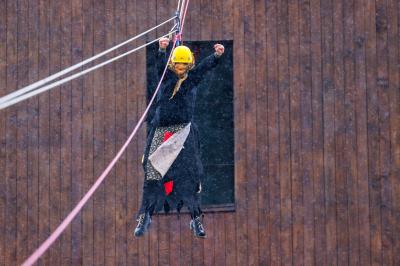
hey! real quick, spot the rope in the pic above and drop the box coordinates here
[180,0,189,37]
[173,0,188,44]
[176,0,182,12]
[21,1,189,264]
[0,16,177,107]
[21,35,178,266]
[0,31,174,110]
[180,0,186,22]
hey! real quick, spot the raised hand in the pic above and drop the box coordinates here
[214,44,225,56]
[159,37,170,49]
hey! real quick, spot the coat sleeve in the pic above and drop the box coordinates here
[147,48,167,123]
[156,48,169,80]
[190,53,221,86]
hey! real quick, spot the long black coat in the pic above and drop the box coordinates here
[138,49,221,217]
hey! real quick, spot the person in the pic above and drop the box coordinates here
[134,37,225,238]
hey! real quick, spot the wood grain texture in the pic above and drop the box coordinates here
[0,0,398,265]
[81,0,94,264]
[0,0,6,262]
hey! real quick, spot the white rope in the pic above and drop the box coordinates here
[0,16,177,106]
[0,32,173,110]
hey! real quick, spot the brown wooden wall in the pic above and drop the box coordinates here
[0,0,399,265]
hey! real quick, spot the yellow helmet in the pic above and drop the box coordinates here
[171,46,194,64]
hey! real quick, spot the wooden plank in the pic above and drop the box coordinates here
[0,0,7,261]
[309,0,326,264]
[126,0,139,263]
[60,0,73,262]
[169,215,181,266]
[92,0,106,264]
[26,0,40,261]
[224,213,236,266]
[353,0,371,264]
[265,1,280,264]
[365,0,383,265]
[136,2,151,265]
[321,0,338,264]
[203,213,215,266]
[211,0,223,39]
[70,0,83,263]
[156,0,169,39]
[188,0,201,42]
[36,0,51,263]
[255,0,269,263]
[145,1,160,265]
[200,0,212,42]
[114,0,128,265]
[277,0,292,264]
[233,0,247,264]
[81,0,94,264]
[288,0,304,264]
[298,0,314,265]
[169,0,177,37]
[48,0,62,264]
[137,96,150,266]
[387,1,400,265]
[222,3,237,260]
[15,0,30,263]
[242,0,259,264]
[179,216,192,266]
[332,0,349,264]
[182,0,190,39]
[158,214,170,266]
[342,0,360,264]
[375,1,393,265]
[4,1,19,265]
[103,0,116,262]
[221,0,233,40]
[214,213,225,266]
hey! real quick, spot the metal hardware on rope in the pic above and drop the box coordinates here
[174,10,181,46]
[0,16,177,107]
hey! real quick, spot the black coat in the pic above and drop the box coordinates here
[138,49,221,216]
[150,49,221,127]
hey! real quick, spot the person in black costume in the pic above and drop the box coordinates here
[134,37,224,238]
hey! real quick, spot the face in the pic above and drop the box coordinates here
[173,63,189,76]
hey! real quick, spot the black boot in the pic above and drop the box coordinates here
[190,216,206,238]
[134,212,151,237]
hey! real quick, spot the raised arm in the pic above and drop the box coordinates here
[155,37,170,78]
[190,43,225,85]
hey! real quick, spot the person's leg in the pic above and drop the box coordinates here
[190,214,206,238]
[134,211,152,237]
[134,195,154,237]
[188,193,206,238]
[134,181,160,237]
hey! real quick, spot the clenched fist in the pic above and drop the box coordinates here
[214,44,225,56]
[159,37,170,49]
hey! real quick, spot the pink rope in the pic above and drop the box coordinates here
[22,1,190,264]
[22,36,178,266]
[180,0,189,37]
